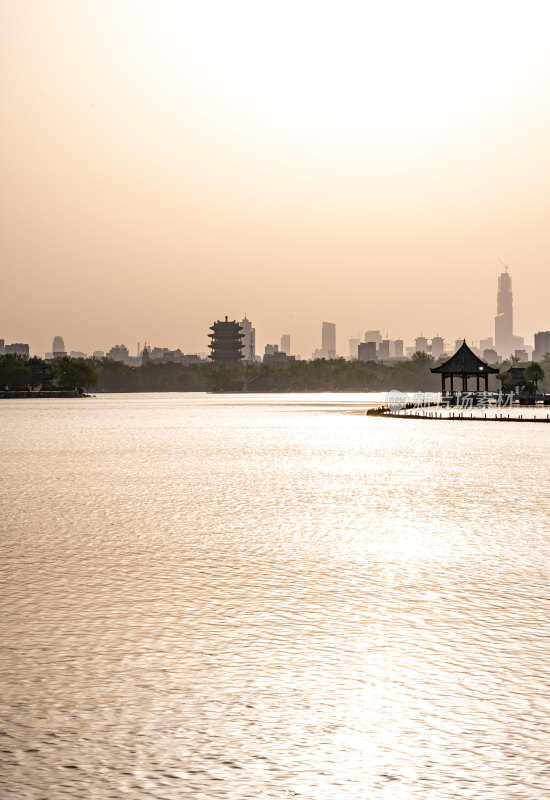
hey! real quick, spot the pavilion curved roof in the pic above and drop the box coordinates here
[431,340,499,375]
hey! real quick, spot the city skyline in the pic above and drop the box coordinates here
[3,265,546,362]
[2,3,550,358]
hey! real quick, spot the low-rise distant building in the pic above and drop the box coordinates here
[5,342,30,357]
[70,351,87,359]
[263,351,295,364]
[358,341,377,362]
[107,344,130,363]
[514,349,528,363]
[92,350,105,359]
[483,348,499,363]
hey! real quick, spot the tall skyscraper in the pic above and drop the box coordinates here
[494,268,514,358]
[239,317,256,362]
[52,335,66,357]
[280,334,291,355]
[322,322,336,358]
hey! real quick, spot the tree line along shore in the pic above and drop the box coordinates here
[0,352,548,395]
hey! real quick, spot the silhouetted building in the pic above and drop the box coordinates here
[483,348,498,363]
[5,343,30,357]
[107,344,130,363]
[431,336,445,359]
[70,351,87,359]
[495,268,514,357]
[0,339,4,354]
[533,331,550,361]
[263,351,295,364]
[415,336,429,353]
[358,341,377,362]
[514,349,528,363]
[264,344,278,356]
[322,322,336,358]
[480,337,493,351]
[378,339,390,359]
[280,334,291,356]
[208,317,244,363]
[52,336,66,357]
[92,350,105,359]
[240,317,256,362]
[348,337,360,360]
[364,330,382,345]
[393,339,404,358]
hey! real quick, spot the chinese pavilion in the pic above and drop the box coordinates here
[431,340,499,394]
[208,317,244,364]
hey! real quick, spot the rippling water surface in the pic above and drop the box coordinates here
[1,393,550,799]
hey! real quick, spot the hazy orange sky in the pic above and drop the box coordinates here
[2,1,549,357]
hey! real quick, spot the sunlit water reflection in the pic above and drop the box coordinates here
[1,393,549,799]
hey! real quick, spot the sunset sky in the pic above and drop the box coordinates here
[2,1,550,357]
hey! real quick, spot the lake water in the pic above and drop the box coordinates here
[1,393,549,799]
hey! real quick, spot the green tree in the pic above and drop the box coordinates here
[52,357,98,392]
[0,354,32,390]
[524,362,545,392]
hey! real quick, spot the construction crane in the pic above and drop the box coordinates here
[498,258,509,272]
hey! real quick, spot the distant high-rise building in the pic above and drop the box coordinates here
[415,336,429,353]
[240,317,256,362]
[348,337,360,360]
[533,331,550,361]
[264,344,278,356]
[364,330,382,345]
[280,334,291,355]
[52,335,66,357]
[358,341,377,361]
[394,339,404,358]
[0,339,4,354]
[514,349,528,363]
[208,317,244,363]
[378,339,390,359]
[431,336,445,359]
[322,322,336,358]
[494,268,514,357]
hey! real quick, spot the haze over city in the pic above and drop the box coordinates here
[2,1,550,357]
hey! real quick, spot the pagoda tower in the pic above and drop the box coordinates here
[208,317,244,363]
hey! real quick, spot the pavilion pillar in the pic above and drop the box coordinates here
[441,374,445,394]
[462,374,467,392]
